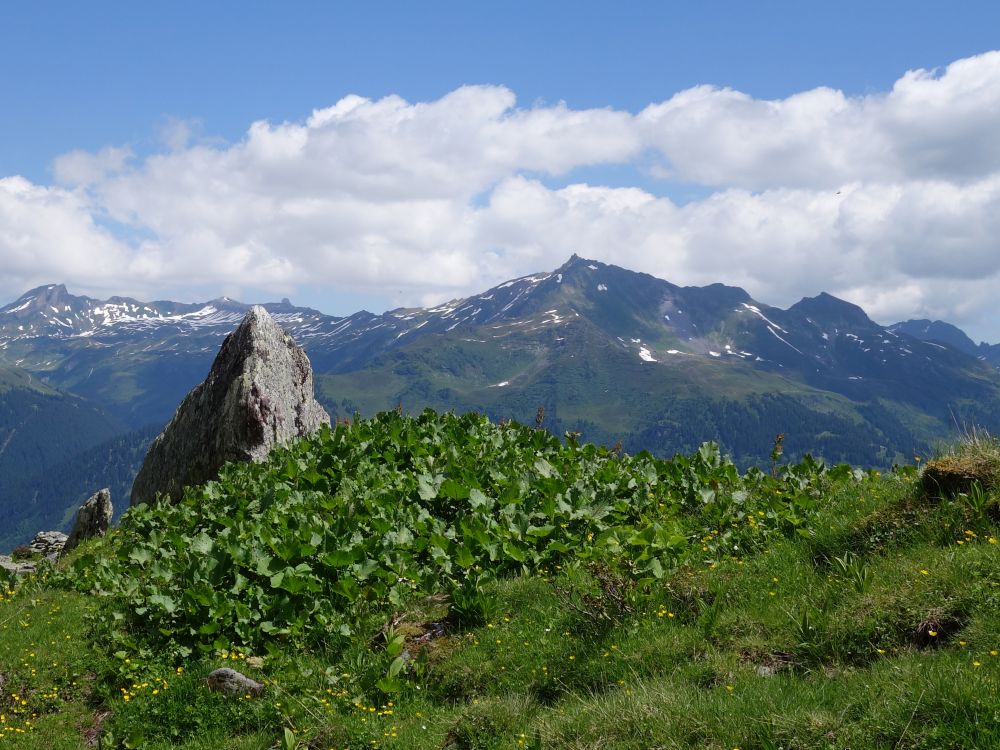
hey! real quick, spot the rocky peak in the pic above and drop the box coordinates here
[788,292,876,330]
[130,306,330,506]
[2,283,75,316]
[889,319,980,357]
[62,488,113,555]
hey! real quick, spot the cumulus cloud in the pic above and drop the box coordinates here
[0,176,134,291]
[3,52,1000,339]
[639,50,1000,189]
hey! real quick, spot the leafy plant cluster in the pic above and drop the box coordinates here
[60,409,853,662]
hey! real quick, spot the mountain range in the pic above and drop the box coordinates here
[2,254,1000,550]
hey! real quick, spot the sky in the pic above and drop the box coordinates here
[3,2,1000,341]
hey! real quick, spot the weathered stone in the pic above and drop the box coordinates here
[0,530,66,575]
[130,306,330,506]
[62,488,113,555]
[204,667,265,697]
[0,554,34,575]
[29,531,67,560]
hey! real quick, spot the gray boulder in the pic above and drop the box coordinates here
[1,531,68,575]
[0,555,33,576]
[204,667,265,697]
[62,488,113,555]
[130,306,329,506]
[29,530,68,560]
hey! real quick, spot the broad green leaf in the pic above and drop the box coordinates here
[148,594,177,613]
[128,548,153,565]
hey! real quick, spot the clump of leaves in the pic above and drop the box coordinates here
[55,409,851,671]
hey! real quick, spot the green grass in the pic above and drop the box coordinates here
[2,416,1000,748]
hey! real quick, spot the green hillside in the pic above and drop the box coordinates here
[2,410,999,749]
[316,321,934,468]
[0,425,158,552]
[0,367,129,550]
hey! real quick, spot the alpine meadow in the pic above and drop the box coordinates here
[3,5,1000,749]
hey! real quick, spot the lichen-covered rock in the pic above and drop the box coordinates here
[130,306,330,506]
[62,488,113,555]
[204,667,264,697]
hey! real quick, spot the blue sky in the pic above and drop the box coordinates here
[4,1,995,182]
[3,2,1000,339]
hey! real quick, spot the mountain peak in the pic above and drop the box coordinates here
[889,319,980,357]
[788,292,875,329]
[2,283,79,316]
[555,254,603,272]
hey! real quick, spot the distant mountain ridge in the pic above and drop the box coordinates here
[6,261,998,387]
[889,318,1000,368]
[5,256,1000,551]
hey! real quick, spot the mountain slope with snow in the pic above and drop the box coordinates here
[2,256,1000,465]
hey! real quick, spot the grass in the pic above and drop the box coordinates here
[921,426,1000,497]
[3,442,1000,748]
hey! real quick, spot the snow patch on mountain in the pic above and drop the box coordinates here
[766,326,804,355]
[741,303,787,333]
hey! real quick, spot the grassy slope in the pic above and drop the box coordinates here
[2,432,1000,748]
[0,367,59,396]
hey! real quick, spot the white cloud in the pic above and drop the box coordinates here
[639,50,1000,189]
[3,53,1000,340]
[0,177,133,291]
[52,146,133,187]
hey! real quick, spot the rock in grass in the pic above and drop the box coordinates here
[1,530,67,575]
[0,555,33,575]
[130,306,330,506]
[205,668,264,697]
[29,530,67,560]
[62,488,113,555]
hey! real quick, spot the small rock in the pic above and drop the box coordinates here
[0,554,36,576]
[204,667,265,697]
[29,531,67,561]
[62,488,113,555]
[1,531,68,574]
[756,664,774,677]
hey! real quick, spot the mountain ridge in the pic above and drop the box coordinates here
[2,256,1000,509]
[889,318,1000,368]
[7,261,996,380]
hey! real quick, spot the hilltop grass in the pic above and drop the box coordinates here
[1,412,999,748]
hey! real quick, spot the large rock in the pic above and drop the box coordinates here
[62,488,113,555]
[130,306,330,506]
